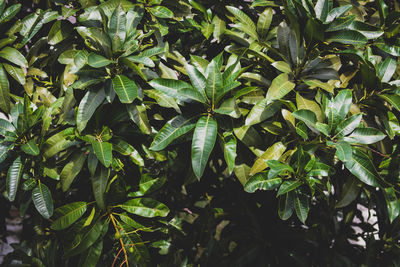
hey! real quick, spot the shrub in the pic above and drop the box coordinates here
[1,0,400,266]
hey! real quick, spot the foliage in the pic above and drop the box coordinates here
[0,0,400,266]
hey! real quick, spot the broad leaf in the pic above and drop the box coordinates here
[266,73,295,101]
[112,75,138,104]
[32,182,54,219]
[52,202,87,230]
[6,156,23,201]
[244,172,282,193]
[120,198,170,217]
[150,115,197,151]
[77,88,105,132]
[92,140,112,167]
[191,115,218,178]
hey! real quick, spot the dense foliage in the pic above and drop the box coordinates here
[1,0,400,266]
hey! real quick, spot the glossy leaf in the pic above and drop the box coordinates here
[32,182,54,219]
[112,75,138,104]
[52,202,87,230]
[6,156,23,201]
[191,115,218,178]
[120,198,170,217]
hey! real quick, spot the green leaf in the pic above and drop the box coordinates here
[78,240,103,267]
[149,78,193,100]
[51,202,87,230]
[150,115,197,151]
[205,59,222,105]
[149,6,173,18]
[108,5,126,44]
[226,6,258,40]
[92,140,112,167]
[326,5,352,23]
[278,192,294,220]
[376,56,396,83]
[223,132,237,174]
[266,73,295,101]
[335,176,360,208]
[271,61,291,74]
[344,148,382,187]
[326,30,368,45]
[315,0,329,22]
[48,20,72,45]
[244,172,282,193]
[120,198,170,217]
[277,180,302,196]
[0,4,21,24]
[6,156,23,202]
[266,159,294,178]
[212,15,226,41]
[32,182,54,219]
[145,89,180,113]
[112,75,138,104]
[60,152,87,192]
[294,191,309,223]
[91,165,109,210]
[250,142,286,176]
[342,127,386,144]
[379,94,400,112]
[185,63,208,102]
[302,79,334,93]
[3,63,25,85]
[0,64,10,113]
[334,113,362,137]
[245,99,282,126]
[191,115,218,178]
[293,109,318,129]
[88,53,114,68]
[0,143,9,164]
[331,89,352,120]
[21,139,39,156]
[296,93,323,122]
[328,141,352,162]
[126,104,151,135]
[77,88,105,132]
[257,8,273,38]
[112,139,144,166]
[0,46,28,68]
[383,187,400,223]
[64,219,107,258]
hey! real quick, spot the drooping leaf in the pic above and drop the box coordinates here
[91,165,109,210]
[77,88,106,132]
[60,152,87,192]
[151,115,197,151]
[120,198,170,217]
[52,202,87,230]
[191,115,218,178]
[344,148,382,187]
[6,156,23,202]
[32,182,54,219]
[0,63,10,113]
[294,191,309,223]
[223,132,237,174]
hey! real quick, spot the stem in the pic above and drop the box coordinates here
[110,214,129,267]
